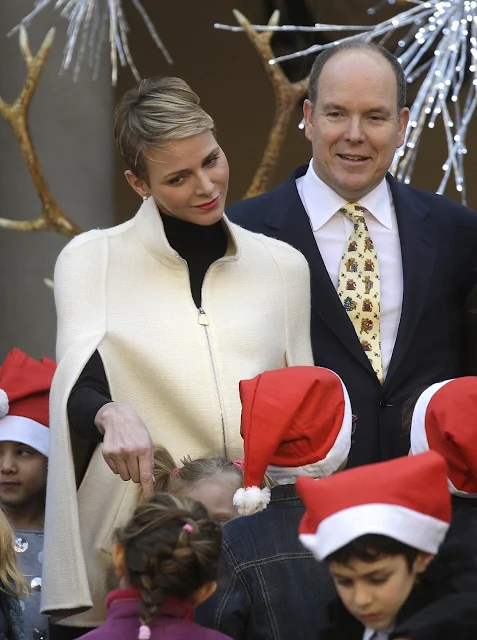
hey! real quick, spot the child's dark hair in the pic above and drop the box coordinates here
[115,493,222,631]
[326,534,420,571]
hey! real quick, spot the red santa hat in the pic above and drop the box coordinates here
[0,348,56,458]
[233,366,352,516]
[410,377,477,497]
[297,451,451,561]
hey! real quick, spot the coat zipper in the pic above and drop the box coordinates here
[175,254,228,458]
[198,307,228,458]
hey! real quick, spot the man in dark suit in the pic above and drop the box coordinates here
[227,41,477,467]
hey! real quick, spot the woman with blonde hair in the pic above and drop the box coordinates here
[43,76,312,637]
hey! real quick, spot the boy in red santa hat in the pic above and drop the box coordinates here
[409,377,477,562]
[0,348,56,640]
[297,452,477,640]
[196,365,352,640]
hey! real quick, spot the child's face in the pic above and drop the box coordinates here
[180,480,239,525]
[0,441,48,509]
[328,553,432,631]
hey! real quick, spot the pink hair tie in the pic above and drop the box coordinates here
[183,523,193,532]
[233,459,245,470]
[171,467,181,476]
[138,625,151,640]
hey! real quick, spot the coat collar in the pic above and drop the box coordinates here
[262,167,438,385]
[134,197,240,268]
[299,161,394,231]
[106,588,194,620]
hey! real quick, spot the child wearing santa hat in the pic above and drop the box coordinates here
[196,365,352,640]
[297,452,477,640]
[409,377,477,563]
[0,348,56,640]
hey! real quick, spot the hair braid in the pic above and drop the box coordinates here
[115,493,222,633]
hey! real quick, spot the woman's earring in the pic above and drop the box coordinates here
[142,195,149,201]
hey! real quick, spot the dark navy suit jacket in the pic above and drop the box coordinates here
[226,166,477,466]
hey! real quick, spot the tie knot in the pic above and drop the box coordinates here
[339,202,367,225]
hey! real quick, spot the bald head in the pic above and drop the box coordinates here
[308,42,407,115]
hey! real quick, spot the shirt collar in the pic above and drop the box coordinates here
[135,197,240,267]
[300,160,394,231]
[363,628,389,640]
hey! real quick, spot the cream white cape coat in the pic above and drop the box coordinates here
[41,198,313,625]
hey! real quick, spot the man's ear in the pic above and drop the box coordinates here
[397,107,410,148]
[124,170,150,199]
[303,99,314,143]
[414,552,434,575]
[112,541,127,579]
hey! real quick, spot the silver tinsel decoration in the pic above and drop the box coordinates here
[8,0,173,85]
[216,1,477,204]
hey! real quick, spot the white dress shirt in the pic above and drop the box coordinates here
[296,160,403,379]
[363,628,389,640]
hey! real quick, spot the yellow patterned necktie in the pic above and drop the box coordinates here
[337,203,383,382]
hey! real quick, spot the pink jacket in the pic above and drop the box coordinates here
[78,589,232,640]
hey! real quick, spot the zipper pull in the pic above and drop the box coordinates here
[198,308,209,326]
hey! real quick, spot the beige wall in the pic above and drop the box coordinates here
[0,1,115,360]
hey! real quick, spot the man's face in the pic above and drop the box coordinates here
[328,553,432,631]
[303,50,409,202]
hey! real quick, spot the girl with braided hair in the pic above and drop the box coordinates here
[78,493,232,640]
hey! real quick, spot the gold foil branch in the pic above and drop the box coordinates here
[233,10,309,198]
[0,27,82,238]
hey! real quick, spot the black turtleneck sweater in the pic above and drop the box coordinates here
[67,213,228,442]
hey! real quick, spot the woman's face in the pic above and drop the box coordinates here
[125,131,229,226]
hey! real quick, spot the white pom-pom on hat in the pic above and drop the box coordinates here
[233,486,271,516]
[0,389,9,419]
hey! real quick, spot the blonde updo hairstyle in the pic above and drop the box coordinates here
[137,445,275,503]
[114,76,216,184]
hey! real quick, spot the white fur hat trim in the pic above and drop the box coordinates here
[0,389,9,419]
[233,486,271,516]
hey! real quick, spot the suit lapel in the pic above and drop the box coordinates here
[384,176,439,386]
[264,169,440,384]
[264,167,375,375]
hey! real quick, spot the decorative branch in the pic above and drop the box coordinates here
[232,10,309,198]
[8,0,173,85]
[0,27,82,237]
[219,1,477,203]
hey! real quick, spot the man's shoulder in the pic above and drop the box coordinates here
[226,164,307,227]
[394,180,477,224]
[230,221,308,269]
[227,186,282,215]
